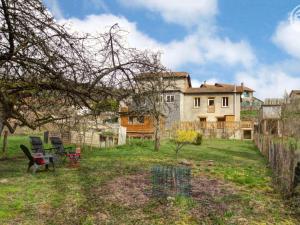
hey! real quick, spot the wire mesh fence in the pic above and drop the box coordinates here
[151,165,192,198]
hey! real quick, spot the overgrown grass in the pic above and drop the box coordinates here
[0,136,298,224]
[241,110,259,120]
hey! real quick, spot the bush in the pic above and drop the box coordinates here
[173,130,199,158]
[175,130,198,144]
[101,131,115,137]
[193,132,202,145]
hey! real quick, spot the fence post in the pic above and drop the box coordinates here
[44,131,49,144]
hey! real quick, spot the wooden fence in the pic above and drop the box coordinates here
[254,134,300,196]
[165,121,253,139]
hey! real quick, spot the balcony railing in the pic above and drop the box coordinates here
[172,121,254,130]
[241,121,253,129]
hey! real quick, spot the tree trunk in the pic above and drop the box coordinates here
[154,116,160,151]
[0,102,5,135]
[2,130,8,157]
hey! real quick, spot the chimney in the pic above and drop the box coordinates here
[241,82,244,91]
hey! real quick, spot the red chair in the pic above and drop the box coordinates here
[20,145,55,173]
[67,148,81,166]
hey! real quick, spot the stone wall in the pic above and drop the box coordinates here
[182,93,241,122]
[164,91,181,128]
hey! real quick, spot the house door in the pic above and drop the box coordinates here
[199,117,206,129]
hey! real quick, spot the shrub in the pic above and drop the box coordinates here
[175,130,198,143]
[173,130,198,158]
[101,131,115,137]
[193,132,202,145]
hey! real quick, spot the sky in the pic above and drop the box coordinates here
[43,0,300,99]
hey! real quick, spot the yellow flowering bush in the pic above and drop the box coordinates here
[173,130,201,158]
[175,130,198,144]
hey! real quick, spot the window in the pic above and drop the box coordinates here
[243,91,249,97]
[222,97,229,107]
[128,116,144,125]
[208,98,215,106]
[194,97,201,108]
[166,95,175,103]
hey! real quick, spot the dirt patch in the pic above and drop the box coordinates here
[190,176,237,219]
[99,174,152,207]
[191,176,236,201]
[98,173,236,210]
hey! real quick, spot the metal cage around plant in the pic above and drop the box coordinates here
[151,165,191,198]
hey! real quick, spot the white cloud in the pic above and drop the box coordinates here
[59,14,160,50]
[162,35,205,68]
[191,78,219,88]
[44,0,63,19]
[235,67,300,99]
[202,37,256,68]
[118,0,218,27]
[43,0,299,101]
[272,20,300,59]
[59,14,255,69]
[191,79,202,87]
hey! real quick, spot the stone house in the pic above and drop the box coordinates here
[290,90,300,99]
[162,72,251,128]
[120,72,254,139]
[241,88,263,110]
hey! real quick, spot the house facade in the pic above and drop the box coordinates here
[162,72,251,128]
[290,90,300,99]
[120,72,255,139]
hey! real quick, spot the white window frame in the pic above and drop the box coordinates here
[194,97,201,108]
[208,98,215,106]
[166,95,175,103]
[222,97,229,107]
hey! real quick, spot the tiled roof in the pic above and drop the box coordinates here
[290,90,300,97]
[138,72,191,87]
[184,83,254,94]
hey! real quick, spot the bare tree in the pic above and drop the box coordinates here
[131,69,177,151]
[0,0,161,135]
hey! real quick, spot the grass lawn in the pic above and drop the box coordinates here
[0,136,298,225]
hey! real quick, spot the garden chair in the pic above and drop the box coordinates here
[50,137,76,155]
[29,136,54,154]
[50,137,80,164]
[20,145,55,173]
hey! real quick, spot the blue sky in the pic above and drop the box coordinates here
[43,0,300,99]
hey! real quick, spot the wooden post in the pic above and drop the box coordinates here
[2,130,8,156]
[44,131,49,144]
